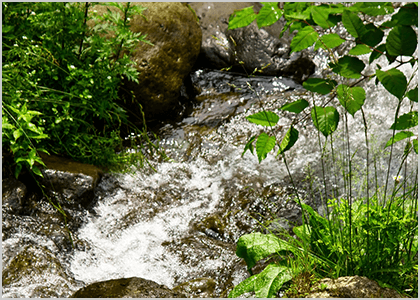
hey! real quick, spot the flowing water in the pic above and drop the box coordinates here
[2,53,417,297]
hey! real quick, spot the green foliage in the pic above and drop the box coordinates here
[2,2,163,178]
[311,106,339,137]
[228,2,418,298]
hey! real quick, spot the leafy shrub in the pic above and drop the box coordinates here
[227,2,418,298]
[2,2,162,178]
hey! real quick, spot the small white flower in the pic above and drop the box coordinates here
[14,44,18,47]
[127,18,130,21]
[70,65,75,69]
[107,76,112,80]
[22,36,27,39]
[393,175,403,184]
[31,11,36,15]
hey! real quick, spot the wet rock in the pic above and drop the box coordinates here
[2,244,81,298]
[173,277,216,298]
[71,277,187,298]
[190,2,315,83]
[306,275,405,298]
[2,177,27,215]
[37,152,103,209]
[194,214,226,240]
[89,2,202,119]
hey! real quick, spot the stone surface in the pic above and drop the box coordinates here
[189,2,315,83]
[71,277,187,298]
[2,177,27,215]
[173,277,217,298]
[89,2,202,119]
[37,152,103,209]
[306,275,406,298]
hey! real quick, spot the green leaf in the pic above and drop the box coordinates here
[348,44,372,55]
[228,6,257,30]
[337,85,365,117]
[311,6,334,29]
[342,9,367,38]
[32,165,44,177]
[320,33,345,49]
[407,88,418,102]
[257,3,283,28]
[390,111,418,130]
[330,56,365,79]
[413,139,418,154]
[228,273,258,298]
[242,135,256,157]
[13,129,23,140]
[376,68,407,99]
[386,25,417,57]
[280,99,309,114]
[360,23,384,47]
[385,131,415,148]
[278,126,299,155]
[369,44,386,64]
[290,26,319,53]
[246,111,279,127]
[14,163,23,179]
[256,133,276,163]
[236,233,294,271]
[254,264,292,298]
[391,3,418,26]
[311,106,339,137]
[354,2,394,16]
[302,78,337,95]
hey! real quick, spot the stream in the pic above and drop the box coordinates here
[2,53,417,297]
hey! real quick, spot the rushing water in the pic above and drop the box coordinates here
[68,54,417,297]
[2,49,417,297]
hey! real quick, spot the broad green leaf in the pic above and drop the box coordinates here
[342,9,367,38]
[246,111,279,127]
[330,56,365,79]
[369,44,386,64]
[228,6,257,30]
[385,131,415,148]
[257,3,283,28]
[390,111,418,130]
[302,78,337,95]
[407,88,418,102]
[414,139,418,154]
[14,163,23,179]
[228,273,258,298]
[228,264,292,298]
[13,129,23,140]
[348,44,372,55]
[242,135,256,157]
[290,26,319,53]
[256,133,276,163]
[280,99,309,114]
[354,2,394,16]
[386,25,417,57]
[311,106,339,137]
[376,68,407,99]
[278,126,299,155]
[236,233,294,270]
[32,165,44,177]
[311,6,334,29]
[391,3,418,26]
[320,33,345,49]
[337,85,365,117]
[360,23,384,47]
[255,264,292,298]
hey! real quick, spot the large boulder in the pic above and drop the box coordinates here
[89,2,202,119]
[71,277,187,298]
[189,2,315,83]
[305,275,405,298]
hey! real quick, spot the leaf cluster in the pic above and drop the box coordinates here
[2,2,160,178]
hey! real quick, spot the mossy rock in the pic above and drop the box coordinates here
[89,2,202,119]
[71,277,187,298]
